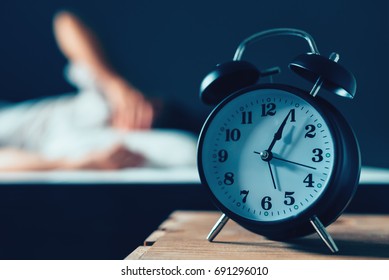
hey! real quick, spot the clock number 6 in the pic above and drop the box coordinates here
[261,192,295,210]
[261,196,272,210]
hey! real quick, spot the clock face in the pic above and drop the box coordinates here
[199,87,336,223]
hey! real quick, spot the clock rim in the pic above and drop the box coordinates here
[197,83,361,239]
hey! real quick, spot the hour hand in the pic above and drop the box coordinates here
[267,109,294,152]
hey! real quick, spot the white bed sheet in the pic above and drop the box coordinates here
[0,166,387,185]
[0,166,199,184]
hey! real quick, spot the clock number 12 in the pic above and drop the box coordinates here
[261,103,276,116]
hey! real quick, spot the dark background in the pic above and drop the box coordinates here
[0,0,388,260]
[0,0,388,166]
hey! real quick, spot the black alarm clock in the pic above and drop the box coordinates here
[197,28,361,253]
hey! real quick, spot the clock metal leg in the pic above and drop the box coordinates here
[207,213,230,242]
[309,215,339,253]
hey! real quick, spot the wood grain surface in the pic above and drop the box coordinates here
[126,211,389,260]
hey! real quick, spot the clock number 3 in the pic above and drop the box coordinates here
[312,148,324,162]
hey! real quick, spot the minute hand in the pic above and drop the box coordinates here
[267,109,292,152]
[272,155,317,170]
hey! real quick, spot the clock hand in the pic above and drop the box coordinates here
[253,151,278,190]
[267,161,277,190]
[272,155,316,170]
[267,109,293,152]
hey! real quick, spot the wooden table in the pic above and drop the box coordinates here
[126,211,389,260]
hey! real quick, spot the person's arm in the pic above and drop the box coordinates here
[53,11,154,130]
[0,145,144,171]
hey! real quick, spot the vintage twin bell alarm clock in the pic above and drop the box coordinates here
[197,28,361,253]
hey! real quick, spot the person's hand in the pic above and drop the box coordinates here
[0,144,145,171]
[53,11,154,130]
[75,144,145,170]
[102,77,154,131]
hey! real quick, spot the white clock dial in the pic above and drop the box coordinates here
[200,88,335,222]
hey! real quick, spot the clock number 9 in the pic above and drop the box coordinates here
[218,149,228,162]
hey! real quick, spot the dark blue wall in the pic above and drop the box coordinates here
[1,0,388,165]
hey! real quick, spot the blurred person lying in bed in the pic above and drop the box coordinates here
[0,11,196,171]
